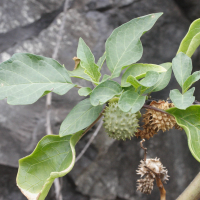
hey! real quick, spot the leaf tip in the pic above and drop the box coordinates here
[151,12,163,19]
[79,37,83,41]
[17,186,40,200]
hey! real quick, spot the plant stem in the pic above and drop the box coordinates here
[176,172,200,200]
[140,139,147,162]
[156,176,166,200]
[143,104,173,117]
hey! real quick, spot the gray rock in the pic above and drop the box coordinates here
[114,0,136,8]
[1,0,200,199]
[0,0,63,33]
[174,0,200,21]
[0,164,27,200]
[86,0,113,11]
[85,0,137,11]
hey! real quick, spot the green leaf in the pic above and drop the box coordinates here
[121,63,166,87]
[17,131,83,200]
[185,33,200,57]
[167,105,200,162]
[101,74,111,83]
[177,19,200,57]
[118,88,145,113]
[0,53,75,105]
[90,80,122,106]
[78,87,92,96]
[59,98,103,137]
[172,52,192,89]
[68,65,93,82]
[127,71,159,88]
[97,52,106,70]
[105,13,163,79]
[77,38,101,82]
[169,88,195,110]
[183,71,200,93]
[152,62,172,92]
[126,71,159,94]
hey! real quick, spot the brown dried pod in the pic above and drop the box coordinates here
[136,158,169,194]
[137,174,154,194]
[136,100,182,139]
[136,125,157,140]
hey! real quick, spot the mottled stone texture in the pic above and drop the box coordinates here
[0,0,200,199]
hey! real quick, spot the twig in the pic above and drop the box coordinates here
[45,0,73,135]
[142,99,200,117]
[54,178,63,200]
[142,104,173,117]
[52,0,73,60]
[156,175,166,200]
[176,172,200,200]
[144,165,167,200]
[45,0,74,199]
[140,139,147,162]
[76,119,103,162]
[46,92,52,135]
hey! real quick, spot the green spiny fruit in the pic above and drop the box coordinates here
[103,102,139,140]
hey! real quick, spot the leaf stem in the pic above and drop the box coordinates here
[176,172,200,200]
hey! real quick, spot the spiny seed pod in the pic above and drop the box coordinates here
[136,158,169,194]
[136,100,182,140]
[136,125,157,140]
[144,101,176,132]
[137,174,154,194]
[103,102,139,140]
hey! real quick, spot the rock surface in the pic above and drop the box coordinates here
[0,0,200,199]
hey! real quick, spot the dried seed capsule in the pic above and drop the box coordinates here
[136,100,182,139]
[136,158,169,194]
